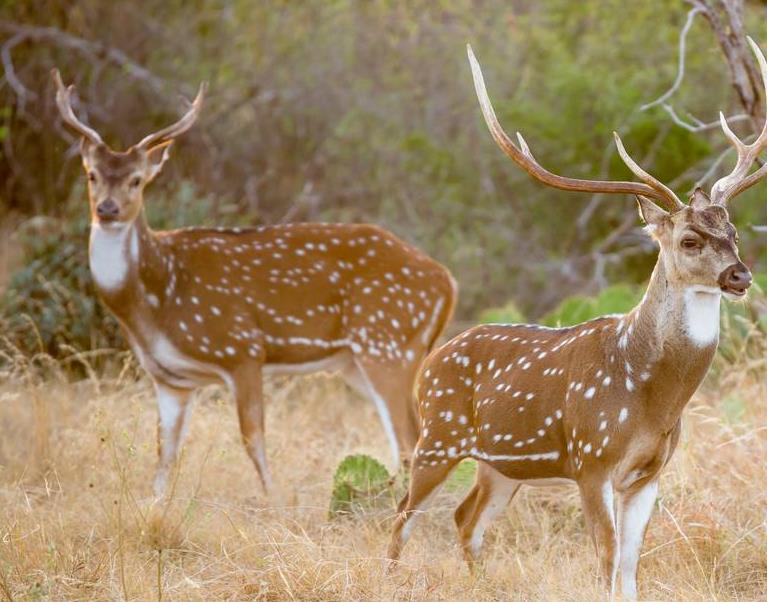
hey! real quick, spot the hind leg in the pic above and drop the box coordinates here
[229,363,272,495]
[342,356,420,466]
[455,462,521,568]
[387,456,457,562]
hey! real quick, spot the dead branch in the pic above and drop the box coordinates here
[687,0,764,123]
[641,5,704,112]
[0,20,167,96]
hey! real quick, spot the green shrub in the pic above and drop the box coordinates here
[478,302,526,325]
[328,454,393,518]
[0,215,123,359]
[540,284,642,327]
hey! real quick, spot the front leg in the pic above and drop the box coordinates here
[618,479,659,600]
[579,476,620,599]
[153,380,196,498]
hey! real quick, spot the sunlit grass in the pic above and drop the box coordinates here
[0,350,765,600]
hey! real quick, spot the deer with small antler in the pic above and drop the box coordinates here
[52,71,457,498]
[387,40,767,599]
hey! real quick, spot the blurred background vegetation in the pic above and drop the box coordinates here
[2,0,767,363]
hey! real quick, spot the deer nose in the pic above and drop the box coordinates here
[718,262,752,293]
[96,199,119,220]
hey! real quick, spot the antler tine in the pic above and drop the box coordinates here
[712,36,767,205]
[466,45,683,212]
[136,82,208,149]
[51,69,104,145]
[613,133,685,210]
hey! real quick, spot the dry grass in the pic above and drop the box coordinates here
[0,357,766,601]
[0,216,23,297]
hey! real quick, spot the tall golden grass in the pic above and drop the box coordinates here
[0,350,765,601]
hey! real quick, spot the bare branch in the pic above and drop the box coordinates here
[688,0,763,123]
[641,6,704,111]
[1,32,37,110]
[0,21,167,95]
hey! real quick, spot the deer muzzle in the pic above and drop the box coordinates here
[96,198,120,222]
[718,262,752,297]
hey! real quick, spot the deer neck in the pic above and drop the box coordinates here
[89,211,168,318]
[618,256,720,428]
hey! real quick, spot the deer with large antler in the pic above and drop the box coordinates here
[387,40,767,599]
[52,71,457,498]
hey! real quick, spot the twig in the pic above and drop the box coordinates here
[661,103,750,132]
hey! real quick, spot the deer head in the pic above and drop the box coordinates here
[52,70,206,227]
[467,41,761,301]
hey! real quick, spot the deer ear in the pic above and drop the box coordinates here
[145,140,174,182]
[636,195,668,234]
[689,187,711,209]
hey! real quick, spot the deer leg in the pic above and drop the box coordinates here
[387,457,456,562]
[455,463,520,569]
[345,357,419,467]
[618,479,659,600]
[579,477,620,598]
[230,365,272,495]
[153,381,195,498]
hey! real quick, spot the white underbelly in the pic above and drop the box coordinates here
[129,331,229,389]
[521,477,574,488]
[262,350,354,377]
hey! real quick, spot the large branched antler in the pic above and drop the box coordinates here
[711,37,767,205]
[467,45,685,212]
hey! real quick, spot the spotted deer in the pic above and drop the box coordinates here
[52,70,457,497]
[387,41,766,599]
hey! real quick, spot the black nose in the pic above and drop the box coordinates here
[718,262,752,292]
[96,199,119,220]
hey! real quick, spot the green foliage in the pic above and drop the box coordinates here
[444,459,477,493]
[478,301,526,325]
[328,454,392,518]
[0,214,122,358]
[540,284,642,327]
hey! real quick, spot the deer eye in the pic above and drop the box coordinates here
[88,171,97,183]
[681,237,702,250]
[129,176,141,188]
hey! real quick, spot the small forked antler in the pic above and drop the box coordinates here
[467,45,685,212]
[135,82,207,149]
[711,37,767,205]
[52,68,206,150]
[52,69,104,146]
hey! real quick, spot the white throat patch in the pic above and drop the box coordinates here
[683,287,721,347]
[89,223,136,291]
